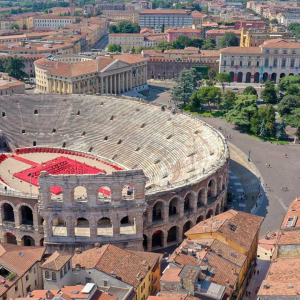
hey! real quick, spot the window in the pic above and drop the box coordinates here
[35,280,37,287]
[45,271,50,279]
[68,261,71,270]
[86,277,92,283]
[15,285,18,293]
[26,285,31,294]
[104,280,108,287]
[64,265,67,274]
[34,268,36,274]
[231,60,234,67]
[52,272,57,281]
[60,269,63,279]
[239,61,242,67]
[248,61,251,67]
[264,58,269,67]
[256,61,259,67]
[26,274,29,281]
[273,58,278,68]
[291,58,295,68]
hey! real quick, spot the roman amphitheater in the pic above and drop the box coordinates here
[0,94,229,252]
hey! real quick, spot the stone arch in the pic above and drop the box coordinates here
[182,221,193,238]
[167,226,178,245]
[152,230,163,248]
[169,197,179,216]
[197,187,207,207]
[75,217,90,237]
[153,201,164,222]
[40,238,44,246]
[2,203,14,222]
[280,73,285,79]
[254,72,260,83]
[263,72,268,82]
[271,73,277,82]
[97,217,113,236]
[184,193,192,212]
[245,72,251,83]
[52,216,67,237]
[215,203,220,215]
[74,186,87,202]
[206,209,214,219]
[196,215,204,224]
[98,186,111,202]
[207,178,217,199]
[50,186,63,201]
[20,205,33,226]
[4,232,17,244]
[229,71,234,82]
[120,216,136,235]
[22,235,35,246]
[237,72,243,83]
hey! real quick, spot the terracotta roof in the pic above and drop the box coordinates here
[160,268,181,283]
[206,29,241,34]
[261,39,300,48]
[185,210,264,251]
[31,290,60,299]
[202,22,219,27]
[35,15,76,20]
[128,250,163,267]
[112,54,148,64]
[72,244,162,288]
[0,243,46,297]
[220,46,261,54]
[166,28,201,33]
[140,9,190,14]
[281,197,300,229]
[60,286,117,300]
[192,11,207,18]
[190,50,220,57]
[148,294,198,300]
[41,251,73,271]
[277,230,300,245]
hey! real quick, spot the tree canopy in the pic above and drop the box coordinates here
[215,73,232,92]
[288,23,300,39]
[5,56,27,80]
[109,21,140,34]
[9,22,20,30]
[220,32,239,48]
[278,95,300,116]
[243,86,258,97]
[261,80,278,104]
[276,75,300,92]
[107,44,122,53]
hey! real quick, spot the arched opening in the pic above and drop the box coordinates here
[50,186,63,201]
[184,193,192,212]
[289,73,294,76]
[207,179,217,200]
[229,71,234,82]
[122,184,134,200]
[271,73,277,82]
[40,238,44,246]
[33,141,37,146]
[263,72,268,82]
[75,218,90,237]
[169,198,178,216]
[98,186,111,202]
[167,226,177,245]
[153,201,163,222]
[74,186,87,202]
[197,188,206,207]
[196,215,204,224]
[22,235,35,246]
[245,72,251,83]
[280,73,285,79]
[52,217,67,237]
[2,203,14,222]
[152,230,163,248]
[215,203,220,215]
[237,72,243,83]
[254,72,260,83]
[20,206,33,226]
[182,221,192,239]
[97,217,113,236]
[206,209,213,219]
[4,233,17,244]
[120,216,136,235]
[143,234,148,251]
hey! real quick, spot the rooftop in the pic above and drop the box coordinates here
[41,251,73,271]
[281,197,300,230]
[140,9,191,14]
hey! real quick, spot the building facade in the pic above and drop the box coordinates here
[1,12,42,30]
[166,28,201,42]
[34,54,148,94]
[34,16,76,29]
[139,9,193,29]
[219,39,300,83]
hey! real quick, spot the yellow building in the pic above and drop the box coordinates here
[34,54,148,94]
[240,27,294,47]
[38,244,162,300]
[0,12,42,30]
[0,243,46,299]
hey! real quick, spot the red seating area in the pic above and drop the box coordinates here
[50,186,111,196]
[0,154,9,185]
[14,148,123,171]
[13,156,106,187]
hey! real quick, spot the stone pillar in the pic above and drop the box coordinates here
[130,71,133,89]
[96,77,99,93]
[177,226,183,244]
[144,65,147,83]
[191,194,198,213]
[178,201,184,219]
[89,219,97,239]
[110,75,113,93]
[87,79,90,93]
[17,237,23,246]
[14,209,20,228]
[114,74,117,94]
[125,71,129,91]
[147,208,152,225]
[113,217,120,235]
[105,76,109,94]
[162,205,168,223]
[54,80,58,93]
[118,73,121,94]
[162,231,167,248]
[100,77,104,94]
[63,81,67,94]
[147,236,152,251]
[78,81,81,94]
[66,216,75,237]
[49,79,53,93]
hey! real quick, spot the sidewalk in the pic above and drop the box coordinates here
[242,259,271,300]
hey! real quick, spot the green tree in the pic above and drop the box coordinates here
[5,56,27,80]
[190,38,204,49]
[286,84,300,96]
[276,121,287,140]
[109,21,140,34]
[8,22,20,30]
[278,95,300,116]
[189,92,200,111]
[215,73,232,92]
[285,108,300,138]
[250,111,261,135]
[75,17,81,23]
[208,68,218,82]
[261,80,278,104]
[250,105,275,136]
[243,86,258,97]
[161,23,165,33]
[0,60,5,72]
[202,39,216,50]
[107,44,121,53]
[156,41,173,51]
[109,24,117,34]
[259,120,268,137]
[220,90,237,112]
[220,32,239,48]
[288,22,300,39]
[124,45,131,53]
[196,86,222,112]
[172,35,192,49]
[171,68,200,106]
[271,18,278,24]
[276,75,300,92]
[226,94,257,130]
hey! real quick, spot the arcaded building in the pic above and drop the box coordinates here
[0,94,229,252]
[34,54,148,94]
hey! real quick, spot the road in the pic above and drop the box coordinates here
[94,33,109,50]
[147,81,300,236]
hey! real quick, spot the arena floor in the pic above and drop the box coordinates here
[0,152,120,196]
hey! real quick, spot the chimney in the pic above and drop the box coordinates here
[75,248,81,254]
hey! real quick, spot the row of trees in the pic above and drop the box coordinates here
[0,56,28,80]
[109,21,140,34]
